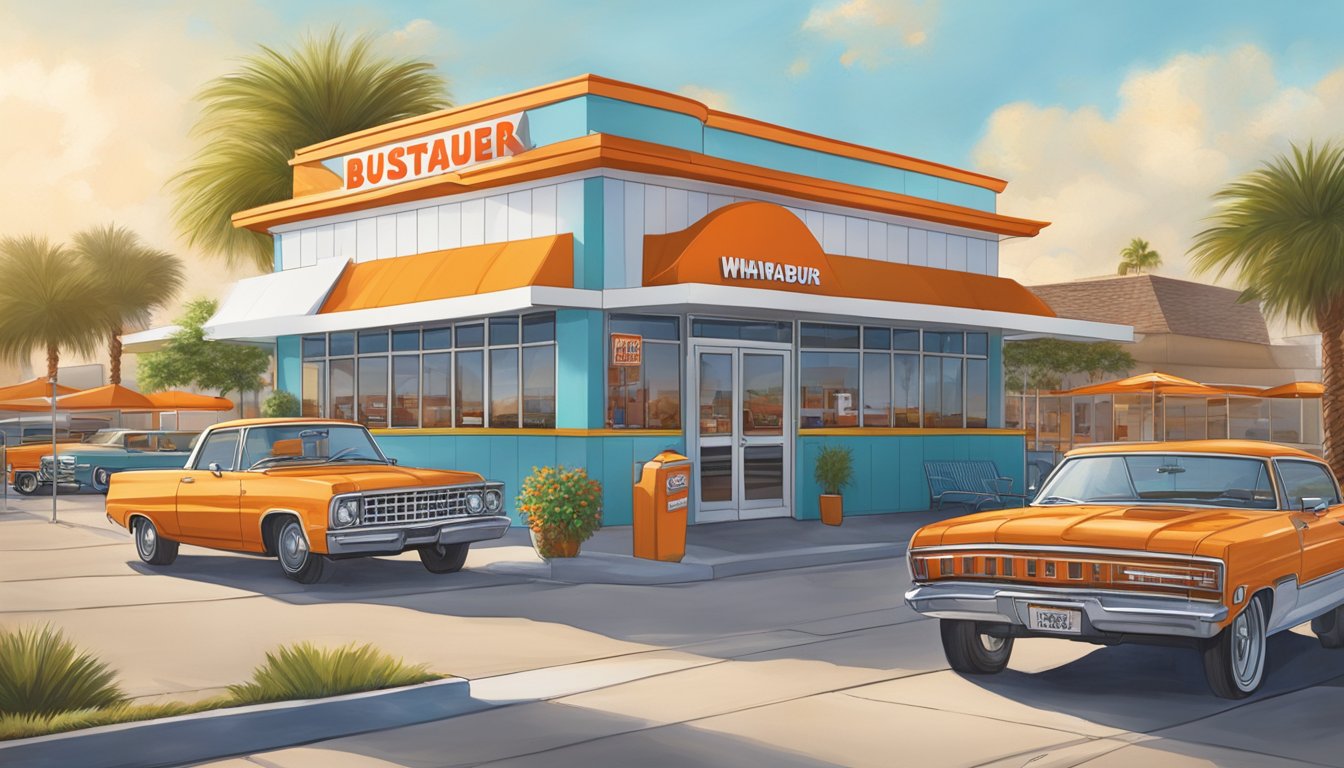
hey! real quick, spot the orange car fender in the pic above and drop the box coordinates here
[105,470,183,538]
[1198,517,1302,630]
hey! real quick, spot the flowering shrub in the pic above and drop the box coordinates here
[517,465,603,555]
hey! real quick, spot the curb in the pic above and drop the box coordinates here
[480,539,909,585]
[0,678,490,768]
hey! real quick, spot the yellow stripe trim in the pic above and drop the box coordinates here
[369,428,682,437]
[798,428,1027,437]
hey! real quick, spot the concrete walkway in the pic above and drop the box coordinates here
[478,510,948,585]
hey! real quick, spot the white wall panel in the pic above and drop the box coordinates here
[315,224,335,262]
[356,218,377,262]
[987,239,1000,275]
[822,213,845,254]
[460,199,485,246]
[927,231,948,269]
[334,221,357,261]
[644,184,667,235]
[947,234,967,271]
[554,180,583,243]
[707,193,732,213]
[603,178,625,289]
[280,231,300,270]
[845,216,868,258]
[507,190,532,241]
[908,228,928,267]
[804,210,824,244]
[395,211,417,257]
[967,237,987,274]
[416,208,438,252]
[624,182,646,290]
[484,195,507,243]
[299,227,317,267]
[438,204,461,249]
[868,221,887,262]
[688,190,708,223]
[666,187,688,232]
[532,185,557,237]
[887,225,909,264]
[376,215,397,260]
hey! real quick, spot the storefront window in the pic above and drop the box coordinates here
[691,318,791,343]
[422,353,451,427]
[357,357,388,428]
[456,350,484,427]
[301,360,325,418]
[522,346,556,428]
[329,359,354,421]
[1230,398,1270,440]
[894,354,920,427]
[1165,396,1207,441]
[861,352,891,427]
[606,314,682,429]
[966,358,988,429]
[800,351,859,427]
[1270,398,1302,443]
[489,348,519,428]
[924,356,963,428]
[391,355,419,428]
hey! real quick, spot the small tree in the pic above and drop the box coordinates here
[262,390,301,417]
[1117,237,1162,275]
[138,299,270,406]
[1004,339,1134,393]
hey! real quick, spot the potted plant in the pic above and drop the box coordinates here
[814,445,853,526]
[517,465,603,558]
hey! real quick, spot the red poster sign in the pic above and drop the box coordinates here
[612,333,643,367]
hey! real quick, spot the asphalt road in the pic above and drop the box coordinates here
[3,493,1343,767]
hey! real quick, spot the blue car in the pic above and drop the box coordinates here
[37,430,201,493]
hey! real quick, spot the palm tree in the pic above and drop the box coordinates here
[172,28,450,272]
[72,225,186,385]
[1190,142,1344,475]
[1117,237,1162,275]
[0,235,111,379]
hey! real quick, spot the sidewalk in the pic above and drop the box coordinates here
[478,510,948,585]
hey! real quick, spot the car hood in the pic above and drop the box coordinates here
[915,504,1275,556]
[8,442,81,460]
[260,463,486,494]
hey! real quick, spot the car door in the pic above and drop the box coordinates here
[175,429,243,546]
[1279,459,1344,586]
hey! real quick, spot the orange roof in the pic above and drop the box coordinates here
[642,202,1055,317]
[1066,440,1320,461]
[319,234,573,314]
[0,379,79,400]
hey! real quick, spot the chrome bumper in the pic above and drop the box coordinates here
[325,515,511,556]
[905,581,1229,639]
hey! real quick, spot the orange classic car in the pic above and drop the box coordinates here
[905,440,1344,699]
[105,418,510,583]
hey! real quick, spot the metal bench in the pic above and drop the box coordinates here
[924,460,1024,512]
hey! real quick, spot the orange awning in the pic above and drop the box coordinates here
[1055,372,1215,396]
[137,391,235,412]
[1260,381,1324,399]
[0,379,80,400]
[320,233,573,314]
[55,384,155,411]
[641,202,1055,318]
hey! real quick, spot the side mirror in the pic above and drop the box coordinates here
[208,462,223,478]
[1300,497,1329,516]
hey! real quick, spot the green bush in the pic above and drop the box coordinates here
[226,642,441,705]
[814,445,854,496]
[261,389,301,418]
[516,465,603,545]
[0,625,125,717]
[0,699,226,741]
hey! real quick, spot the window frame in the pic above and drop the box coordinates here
[605,312,684,431]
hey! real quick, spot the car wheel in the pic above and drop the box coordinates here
[13,472,39,496]
[274,518,328,584]
[91,467,111,493]
[940,619,1014,674]
[1202,594,1267,699]
[1312,605,1344,649]
[418,543,469,574]
[134,517,178,566]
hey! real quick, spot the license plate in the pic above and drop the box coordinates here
[1028,605,1081,634]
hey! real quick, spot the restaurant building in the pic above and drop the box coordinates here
[208,75,1128,525]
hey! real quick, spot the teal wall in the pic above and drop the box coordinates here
[521,95,997,213]
[374,433,685,526]
[794,433,1026,520]
[275,336,301,398]
[555,310,603,429]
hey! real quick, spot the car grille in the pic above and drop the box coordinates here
[361,487,476,526]
[38,457,74,483]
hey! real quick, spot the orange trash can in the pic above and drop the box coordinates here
[633,449,691,562]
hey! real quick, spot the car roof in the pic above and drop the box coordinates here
[206,417,359,430]
[1065,440,1322,461]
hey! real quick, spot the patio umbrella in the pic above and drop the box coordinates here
[52,384,156,411]
[137,391,234,412]
[1053,372,1217,397]
[0,378,79,400]
[1259,381,1324,399]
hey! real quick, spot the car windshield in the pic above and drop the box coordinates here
[239,425,387,470]
[1035,454,1278,509]
[86,430,125,445]
[157,432,199,451]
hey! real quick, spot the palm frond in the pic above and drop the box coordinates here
[0,236,110,367]
[171,28,451,272]
[72,224,186,332]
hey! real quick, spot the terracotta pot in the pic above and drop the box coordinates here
[819,494,843,526]
[530,527,581,559]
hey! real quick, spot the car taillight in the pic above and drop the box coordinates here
[909,555,929,580]
[1117,564,1220,592]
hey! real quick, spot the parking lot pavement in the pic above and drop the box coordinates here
[6,493,1344,767]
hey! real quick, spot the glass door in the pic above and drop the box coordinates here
[694,346,791,522]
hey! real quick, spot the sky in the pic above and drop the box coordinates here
[3,0,1344,349]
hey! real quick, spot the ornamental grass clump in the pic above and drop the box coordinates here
[814,445,854,496]
[0,625,126,718]
[226,642,441,705]
[517,465,603,557]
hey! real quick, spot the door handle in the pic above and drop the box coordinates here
[180,477,195,484]
[1292,517,1309,532]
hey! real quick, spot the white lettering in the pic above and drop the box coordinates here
[720,256,742,279]
[718,256,822,287]
[785,264,798,283]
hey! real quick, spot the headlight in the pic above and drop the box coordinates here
[59,456,75,465]
[466,492,484,514]
[484,488,503,513]
[332,497,361,528]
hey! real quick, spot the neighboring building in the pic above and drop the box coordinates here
[179,75,1127,525]
[1018,273,1321,454]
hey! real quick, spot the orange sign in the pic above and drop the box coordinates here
[342,112,527,192]
[611,333,643,366]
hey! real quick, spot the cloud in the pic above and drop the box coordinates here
[677,84,733,111]
[801,0,937,69]
[379,18,441,54]
[788,57,812,78]
[976,45,1344,299]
